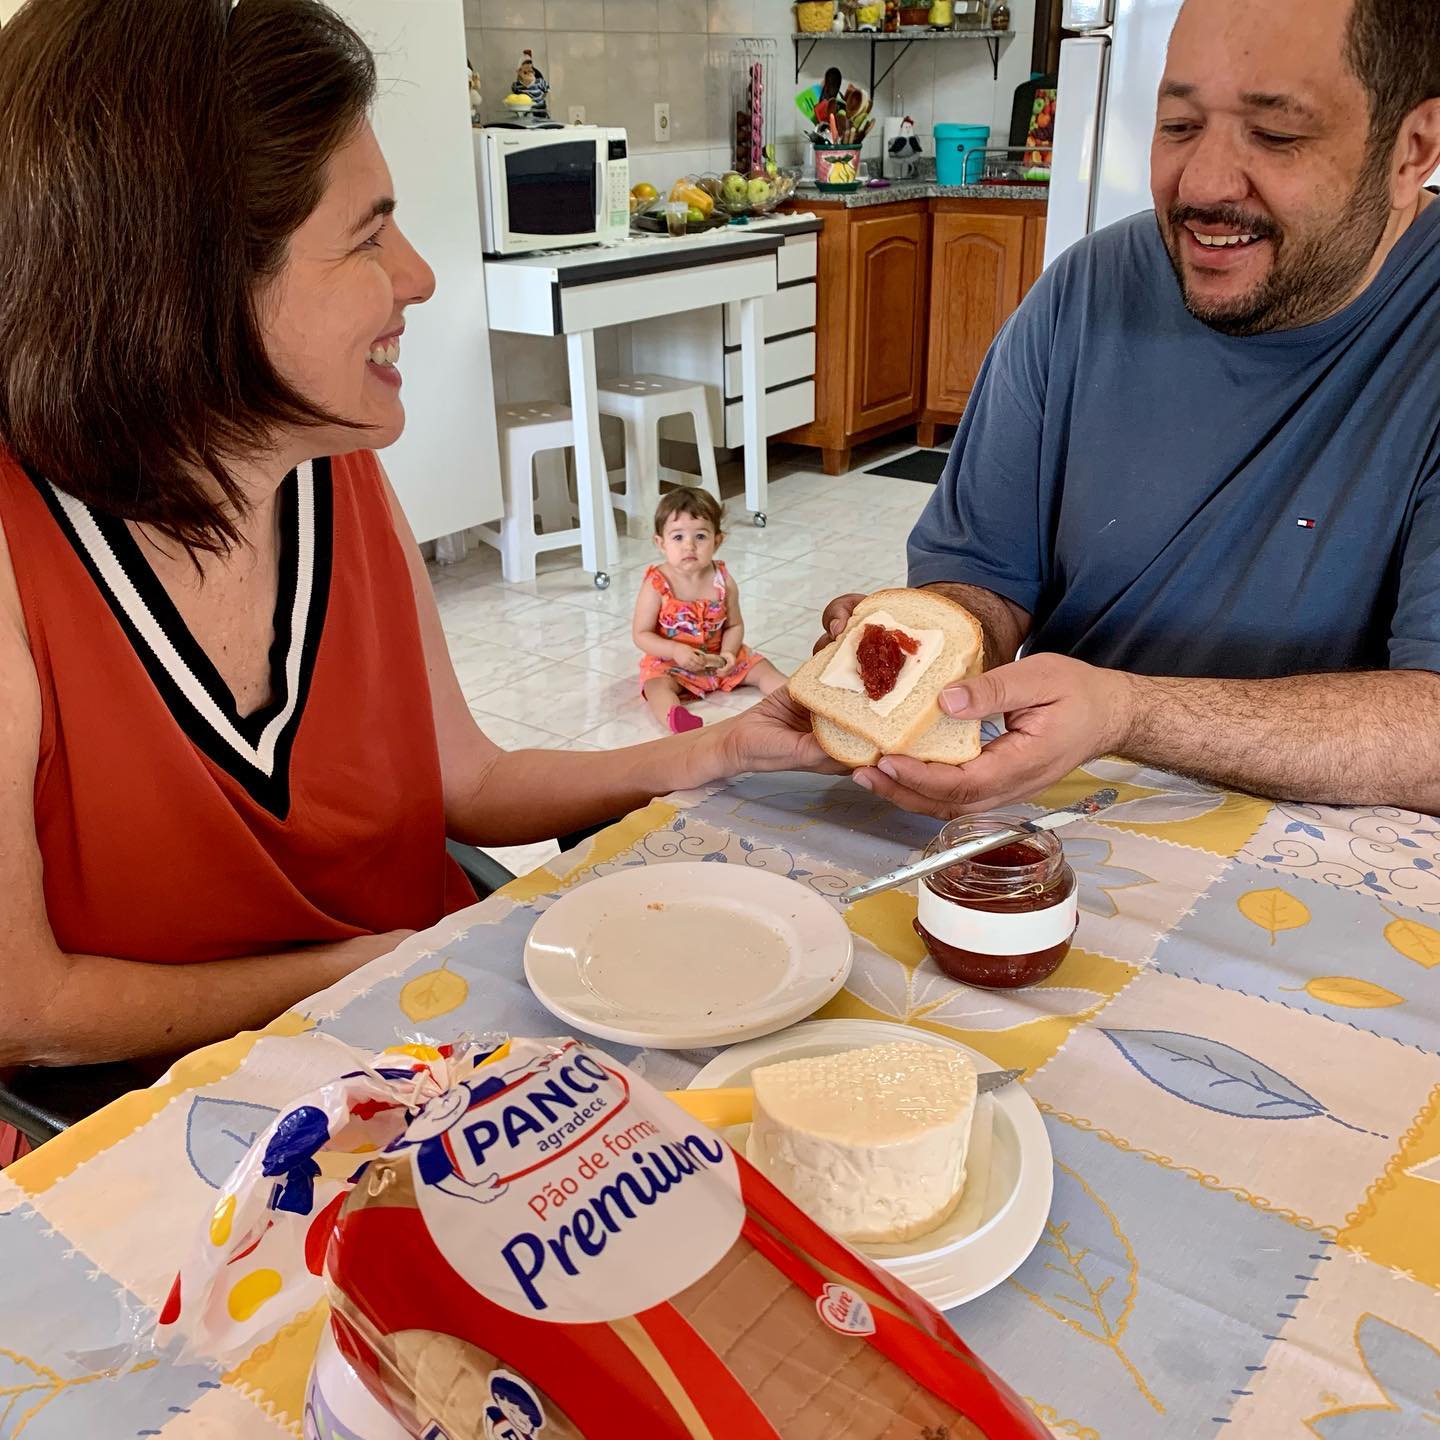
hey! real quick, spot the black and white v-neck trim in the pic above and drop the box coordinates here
[38,458,334,819]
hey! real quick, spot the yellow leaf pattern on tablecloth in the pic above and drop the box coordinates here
[1303,976,1405,1009]
[398,961,468,1022]
[0,1348,159,1436]
[1383,915,1440,969]
[1237,887,1310,945]
[1009,1162,1164,1414]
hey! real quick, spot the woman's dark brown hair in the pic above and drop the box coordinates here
[0,0,376,551]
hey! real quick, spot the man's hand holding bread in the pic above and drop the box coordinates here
[796,586,1132,819]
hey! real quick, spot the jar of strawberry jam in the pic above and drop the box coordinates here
[913,814,1078,989]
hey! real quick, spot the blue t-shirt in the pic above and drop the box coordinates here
[907,201,1440,678]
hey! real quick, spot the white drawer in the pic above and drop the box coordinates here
[723,283,816,345]
[777,235,818,284]
[724,330,816,397]
[724,380,815,448]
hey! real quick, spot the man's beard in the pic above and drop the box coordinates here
[1161,148,1392,336]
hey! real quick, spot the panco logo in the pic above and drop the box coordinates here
[409,1040,745,1325]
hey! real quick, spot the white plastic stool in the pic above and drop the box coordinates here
[596,375,721,535]
[477,401,618,586]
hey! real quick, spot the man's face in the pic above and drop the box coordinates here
[1151,0,1393,335]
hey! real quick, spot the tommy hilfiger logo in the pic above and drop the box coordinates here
[1296,517,1317,529]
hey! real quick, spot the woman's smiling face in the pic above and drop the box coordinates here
[261,122,435,457]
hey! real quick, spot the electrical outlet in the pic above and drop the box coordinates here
[654,101,670,144]
[568,105,586,126]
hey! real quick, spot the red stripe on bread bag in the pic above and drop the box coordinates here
[632,1301,782,1439]
[331,1202,700,1439]
[738,1214,1041,1438]
[737,1168,1047,1437]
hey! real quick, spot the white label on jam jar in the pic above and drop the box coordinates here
[917,880,1078,957]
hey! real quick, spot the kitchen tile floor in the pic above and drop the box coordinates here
[428,440,938,879]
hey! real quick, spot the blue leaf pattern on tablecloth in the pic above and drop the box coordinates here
[1308,1314,1440,1436]
[1008,1161,1165,1413]
[1064,838,1154,919]
[184,1097,278,1190]
[1100,1029,1384,1137]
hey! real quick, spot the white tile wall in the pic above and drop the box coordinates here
[603,0,654,29]
[480,0,546,28]
[466,0,1039,163]
[658,0,708,32]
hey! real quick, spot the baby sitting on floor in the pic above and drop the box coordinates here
[631,487,786,733]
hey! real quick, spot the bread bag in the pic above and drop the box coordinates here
[159,1037,1047,1439]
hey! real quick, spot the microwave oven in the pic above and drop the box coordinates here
[474,125,630,257]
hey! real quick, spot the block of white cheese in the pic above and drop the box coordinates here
[746,1042,977,1244]
[818,609,944,718]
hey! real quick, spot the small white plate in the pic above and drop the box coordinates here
[523,864,854,1050]
[689,1019,1054,1310]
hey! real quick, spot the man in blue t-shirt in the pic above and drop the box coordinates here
[824,0,1440,816]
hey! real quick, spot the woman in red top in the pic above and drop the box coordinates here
[0,0,830,1068]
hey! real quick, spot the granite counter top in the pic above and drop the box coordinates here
[792,179,1048,206]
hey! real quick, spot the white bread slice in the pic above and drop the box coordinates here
[790,589,984,766]
[812,705,982,767]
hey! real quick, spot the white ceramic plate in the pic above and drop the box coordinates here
[523,864,854,1050]
[689,1019,1054,1310]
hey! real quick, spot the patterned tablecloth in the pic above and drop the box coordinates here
[2,763,1439,1440]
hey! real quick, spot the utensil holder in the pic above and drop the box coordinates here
[812,139,863,191]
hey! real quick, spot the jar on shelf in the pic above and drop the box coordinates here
[913,813,1078,988]
[990,0,1011,27]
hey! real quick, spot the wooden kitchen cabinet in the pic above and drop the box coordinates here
[922,209,1025,425]
[847,209,930,438]
[780,195,1047,471]
[1021,215,1048,297]
[917,202,1049,446]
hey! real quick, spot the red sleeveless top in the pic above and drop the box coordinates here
[0,447,473,963]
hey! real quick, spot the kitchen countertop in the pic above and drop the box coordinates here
[793,179,1048,206]
[484,212,823,284]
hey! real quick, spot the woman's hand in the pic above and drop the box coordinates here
[716,688,847,777]
[816,593,865,651]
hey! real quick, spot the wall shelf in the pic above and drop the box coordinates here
[791,29,1014,90]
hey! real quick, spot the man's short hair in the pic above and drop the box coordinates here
[1345,0,1440,151]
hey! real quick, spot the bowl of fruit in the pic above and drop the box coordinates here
[629,179,731,234]
[699,167,799,218]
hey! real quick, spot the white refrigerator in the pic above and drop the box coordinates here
[1043,0,1183,266]
[1044,0,1440,267]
